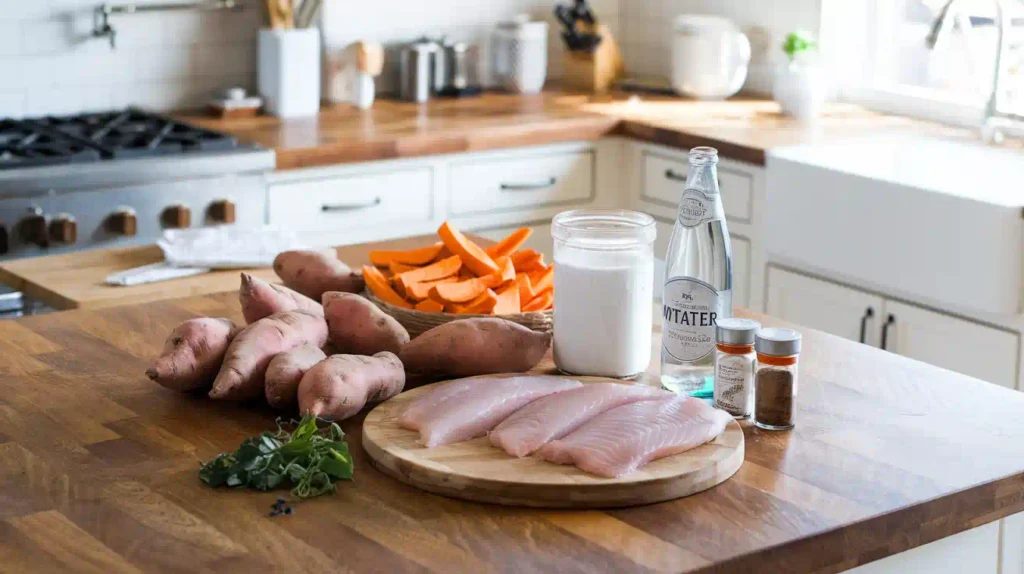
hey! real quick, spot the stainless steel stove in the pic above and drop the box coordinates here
[0,108,274,316]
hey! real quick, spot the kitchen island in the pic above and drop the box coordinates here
[2,238,1023,573]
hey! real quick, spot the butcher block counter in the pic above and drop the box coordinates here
[176,91,927,170]
[3,237,1024,572]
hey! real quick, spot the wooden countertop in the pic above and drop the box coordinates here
[176,90,930,169]
[4,236,1024,572]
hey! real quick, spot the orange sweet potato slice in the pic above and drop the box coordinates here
[529,265,554,294]
[451,289,499,314]
[522,289,553,312]
[389,261,421,274]
[369,243,444,267]
[516,273,535,303]
[432,278,488,304]
[438,221,499,276]
[511,250,543,272]
[493,282,521,315]
[414,299,444,313]
[405,276,459,302]
[362,265,413,309]
[485,227,533,258]
[395,255,462,291]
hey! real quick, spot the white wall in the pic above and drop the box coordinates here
[0,0,261,118]
[618,0,823,94]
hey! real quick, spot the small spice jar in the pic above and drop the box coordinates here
[713,318,760,418]
[754,328,802,431]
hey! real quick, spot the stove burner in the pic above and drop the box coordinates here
[0,109,240,169]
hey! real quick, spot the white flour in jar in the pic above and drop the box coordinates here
[553,246,654,378]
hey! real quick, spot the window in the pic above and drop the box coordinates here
[824,0,1023,126]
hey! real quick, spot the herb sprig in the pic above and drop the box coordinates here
[199,415,353,499]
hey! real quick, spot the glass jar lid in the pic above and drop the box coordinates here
[755,327,802,356]
[551,209,656,250]
[716,318,760,346]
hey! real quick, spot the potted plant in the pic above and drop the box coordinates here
[774,31,826,121]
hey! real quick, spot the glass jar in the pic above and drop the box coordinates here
[713,318,760,418]
[551,209,657,379]
[753,328,802,430]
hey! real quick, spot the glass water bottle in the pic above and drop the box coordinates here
[660,147,733,395]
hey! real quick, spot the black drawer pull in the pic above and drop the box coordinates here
[321,198,382,212]
[881,314,896,350]
[664,169,687,182]
[858,306,874,344]
[500,177,557,191]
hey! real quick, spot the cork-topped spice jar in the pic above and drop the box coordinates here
[753,328,802,431]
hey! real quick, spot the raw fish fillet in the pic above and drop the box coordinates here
[398,377,480,431]
[536,396,732,478]
[409,376,582,447]
[490,383,669,457]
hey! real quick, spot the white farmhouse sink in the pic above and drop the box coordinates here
[766,133,1024,315]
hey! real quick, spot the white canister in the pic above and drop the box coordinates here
[258,28,321,118]
[551,209,657,379]
[492,17,548,94]
[773,63,826,121]
[671,15,750,100]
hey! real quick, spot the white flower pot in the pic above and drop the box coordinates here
[773,63,826,121]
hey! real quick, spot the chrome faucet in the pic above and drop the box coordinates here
[927,0,1023,143]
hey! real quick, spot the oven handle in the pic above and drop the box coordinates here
[321,198,382,212]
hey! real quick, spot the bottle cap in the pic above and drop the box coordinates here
[716,318,760,346]
[755,328,802,357]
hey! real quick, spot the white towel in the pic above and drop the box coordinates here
[105,262,210,286]
[157,226,309,269]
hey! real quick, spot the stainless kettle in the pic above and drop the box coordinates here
[398,38,441,103]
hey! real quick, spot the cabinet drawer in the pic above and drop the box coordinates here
[732,235,750,309]
[641,152,753,223]
[268,168,434,232]
[448,150,594,216]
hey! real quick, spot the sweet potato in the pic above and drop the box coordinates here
[493,282,521,314]
[529,265,554,295]
[264,345,327,409]
[298,352,405,421]
[414,299,444,312]
[209,310,329,401]
[322,292,410,355]
[448,289,499,314]
[239,273,323,324]
[146,318,241,391]
[362,265,413,309]
[399,317,551,376]
[393,255,462,290]
[273,250,364,300]
[437,221,499,276]
[404,276,458,302]
[522,290,554,312]
[369,243,444,267]
[485,227,533,258]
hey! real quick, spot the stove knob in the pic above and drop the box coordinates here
[48,214,77,245]
[19,207,48,248]
[0,225,8,255]
[107,208,137,237]
[208,199,236,224]
[162,204,191,229]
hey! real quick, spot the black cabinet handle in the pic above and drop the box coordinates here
[321,197,381,212]
[500,177,557,191]
[664,169,687,182]
[881,314,896,350]
[858,306,874,344]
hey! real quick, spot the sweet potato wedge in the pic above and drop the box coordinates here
[493,282,521,315]
[450,289,499,314]
[404,276,458,302]
[523,290,554,312]
[438,221,499,276]
[394,255,462,291]
[363,265,413,309]
[414,299,444,313]
[369,243,444,267]
[485,227,533,258]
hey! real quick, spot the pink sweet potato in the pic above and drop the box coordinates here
[265,344,327,409]
[273,250,364,300]
[322,292,409,355]
[398,318,551,377]
[208,310,328,401]
[239,273,324,324]
[146,318,241,391]
[298,352,405,421]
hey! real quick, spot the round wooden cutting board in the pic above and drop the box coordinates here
[362,376,744,508]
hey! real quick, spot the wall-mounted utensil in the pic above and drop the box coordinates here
[294,0,321,28]
[554,0,602,53]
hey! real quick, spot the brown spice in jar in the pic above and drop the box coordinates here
[755,368,794,428]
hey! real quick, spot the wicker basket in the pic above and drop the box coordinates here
[365,291,552,338]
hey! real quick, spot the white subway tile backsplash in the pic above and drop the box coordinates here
[0,92,26,118]
[0,23,22,56]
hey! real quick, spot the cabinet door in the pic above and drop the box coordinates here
[884,300,1019,389]
[766,267,884,345]
[475,224,554,260]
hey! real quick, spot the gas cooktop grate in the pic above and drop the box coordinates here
[0,109,240,169]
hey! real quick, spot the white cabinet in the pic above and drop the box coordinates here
[732,235,751,310]
[767,267,883,346]
[884,300,1018,389]
[847,520,1000,574]
[766,266,1020,389]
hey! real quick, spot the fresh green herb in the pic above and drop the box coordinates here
[782,31,817,61]
[199,415,353,499]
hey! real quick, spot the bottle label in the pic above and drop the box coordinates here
[677,188,722,228]
[662,277,721,362]
[714,354,752,416]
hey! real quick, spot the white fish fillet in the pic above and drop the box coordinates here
[536,396,732,478]
[406,376,582,447]
[489,383,669,457]
[397,376,480,431]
